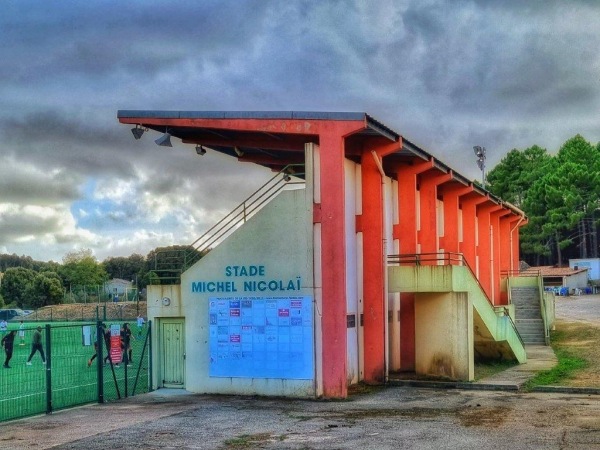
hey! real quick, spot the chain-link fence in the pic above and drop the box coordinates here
[23,302,145,322]
[0,317,151,423]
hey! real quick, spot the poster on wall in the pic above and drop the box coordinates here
[208,296,314,379]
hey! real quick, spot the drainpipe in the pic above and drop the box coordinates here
[507,202,526,272]
[371,150,389,382]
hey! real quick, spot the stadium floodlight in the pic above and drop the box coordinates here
[473,145,486,186]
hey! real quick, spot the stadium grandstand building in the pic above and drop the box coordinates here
[118,110,540,399]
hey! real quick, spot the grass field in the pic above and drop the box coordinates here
[0,321,150,423]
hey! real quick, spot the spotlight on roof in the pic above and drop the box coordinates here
[234,146,244,157]
[131,125,145,140]
[155,131,172,147]
[195,145,206,155]
[283,174,291,182]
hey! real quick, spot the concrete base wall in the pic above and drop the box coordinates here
[415,292,473,380]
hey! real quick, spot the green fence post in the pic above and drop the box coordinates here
[45,324,52,414]
[148,320,153,392]
[97,321,104,404]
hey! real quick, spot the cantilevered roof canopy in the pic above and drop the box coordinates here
[117,110,525,218]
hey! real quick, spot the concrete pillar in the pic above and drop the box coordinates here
[395,160,433,372]
[417,172,452,257]
[318,131,348,398]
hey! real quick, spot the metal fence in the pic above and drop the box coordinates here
[0,319,152,423]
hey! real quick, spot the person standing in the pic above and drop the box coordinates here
[18,320,25,345]
[121,323,134,366]
[136,314,145,337]
[26,326,46,365]
[0,319,7,335]
[102,323,113,365]
[1,330,16,368]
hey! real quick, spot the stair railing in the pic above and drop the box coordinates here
[388,252,524,347]
[151,164,305,283]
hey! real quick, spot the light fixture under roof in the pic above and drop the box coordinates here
[234,146,244,157]
[131,125,145,140]
[155,130,172,147]
[195,145,206,155]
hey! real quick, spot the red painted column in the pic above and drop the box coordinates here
[318,131,348,398]
[460,195,489,275]
[491,209,511,305]
[440,184,473,254]
[498,214,515,304]
[417,172,452,257]
[360,151,385,383]
[395,160,432,372]
[359,141,401,383]
[476,203,502,302]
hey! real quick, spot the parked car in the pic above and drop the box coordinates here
[0,308,27,321]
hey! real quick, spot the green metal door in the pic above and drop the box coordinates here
[160,319,185,388]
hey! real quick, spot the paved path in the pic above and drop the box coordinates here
[2,388,600,449]
[555,293,600,325]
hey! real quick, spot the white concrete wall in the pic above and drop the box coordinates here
[149,188,315,397]
[384,177,399,373]
[344,159,359,383]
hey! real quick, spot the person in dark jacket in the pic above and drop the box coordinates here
[121,323,134,365]
[26,326,46,365]
[1,330,16,368]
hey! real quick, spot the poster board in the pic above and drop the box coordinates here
[209,296,313,379]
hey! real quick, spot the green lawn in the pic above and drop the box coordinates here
[0,321,150,422]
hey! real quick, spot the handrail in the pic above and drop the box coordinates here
[152,164,305,283]
[501,269,541,278]
[388,251,525,348]
[388,252,492,307]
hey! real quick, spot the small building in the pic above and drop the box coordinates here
[569,258,600,283]
[525,266,589,293]
[104,278,134,299]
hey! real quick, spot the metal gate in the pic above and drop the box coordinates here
[160,319,185,387]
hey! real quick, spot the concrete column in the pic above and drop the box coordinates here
[318,131,348,398]
[395,160,432,372]
[440,184,472,254]
[417,172,452,256]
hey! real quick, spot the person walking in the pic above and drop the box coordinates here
[18,320,25,345]
[1,330,16,368]
[136,314,145,338]
[102,323,113,365]
[26,326,46,365]
[0,319,7,335]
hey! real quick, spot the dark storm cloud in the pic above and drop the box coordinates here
[0,1,274,83]
[1,0,599,261]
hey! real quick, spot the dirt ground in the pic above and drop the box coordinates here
[553,294,600,387]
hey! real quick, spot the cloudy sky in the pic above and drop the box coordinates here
[1,0,599,263]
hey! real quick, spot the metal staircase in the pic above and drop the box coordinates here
[151,165,305,283]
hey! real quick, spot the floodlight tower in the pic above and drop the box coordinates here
[473,146,486,186]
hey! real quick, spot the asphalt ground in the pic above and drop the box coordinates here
[3,388,600,449]
[1,294,599,449]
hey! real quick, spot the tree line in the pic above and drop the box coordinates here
[486,134,600,267]
[0,245,202,309]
